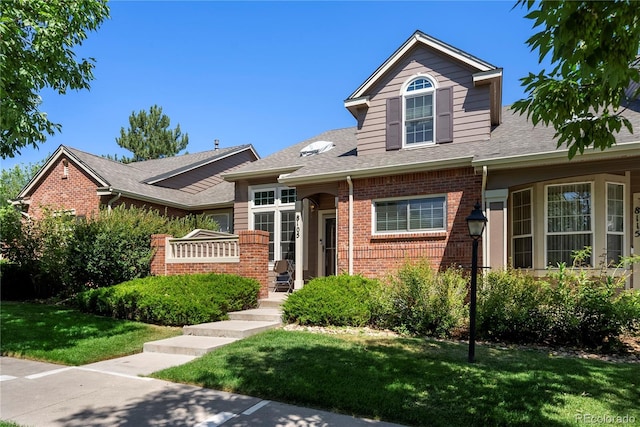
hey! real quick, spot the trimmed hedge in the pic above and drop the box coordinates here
[77,273,260,326]
[282,275,381,327]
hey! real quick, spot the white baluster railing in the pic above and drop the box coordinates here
[166,235,240,263]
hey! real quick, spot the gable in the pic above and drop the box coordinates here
[151,150,258,194]
[352,43,494,155]
[17,146,108,199]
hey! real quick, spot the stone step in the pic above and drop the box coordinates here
[259,293,289,309]
[143,335,238,357]
[183,320,281,339]
[228,308,282,322]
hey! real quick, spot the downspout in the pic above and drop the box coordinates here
[482,166,488,269]
[346,176,354,275]
[107,192,122,213]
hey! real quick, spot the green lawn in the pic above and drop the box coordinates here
[152,329,640,427]
[0,302,181,365]
[2,302,638,427]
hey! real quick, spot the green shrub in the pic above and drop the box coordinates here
[76,273,260,326]
[477,268,549,343]
[376,262,468,337]
[0,206,73,299]
[1,204,222,298]
[478,262,640,349]
[282,275,381,327]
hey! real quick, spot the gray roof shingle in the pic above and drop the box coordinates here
[64,145,254,208]
[225,106,640,185]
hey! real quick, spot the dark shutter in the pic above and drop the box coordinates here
[386,97,402,151]
[436,87,453,144]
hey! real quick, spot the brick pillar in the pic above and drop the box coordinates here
[150,234,171,276]
[238,230,270,299]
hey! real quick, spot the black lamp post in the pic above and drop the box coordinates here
[466,202,487,363]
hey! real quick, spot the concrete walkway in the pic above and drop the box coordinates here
[1,293,406,426]
[0,357,404,426]
[141,292,287,358]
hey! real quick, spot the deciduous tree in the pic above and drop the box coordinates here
[0,159,45,207]
[0,0,110,159]
[512,0,640,159]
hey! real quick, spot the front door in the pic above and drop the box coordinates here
[319,212,337,276]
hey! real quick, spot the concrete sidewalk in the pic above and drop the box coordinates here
[0,356,406,426]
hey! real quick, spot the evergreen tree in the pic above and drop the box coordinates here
[116,105,189,162]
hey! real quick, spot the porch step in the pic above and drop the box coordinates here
[183,320,281,339]
[228,307,282,322]
[259,292,289,309]
[141,293,287,358]
[144,335,238,357]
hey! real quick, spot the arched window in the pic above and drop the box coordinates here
[404,76,436,146]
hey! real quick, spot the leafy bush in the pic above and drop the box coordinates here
[77,273,260,326]
[478,262,640,349]
[0,206,74,299]
[282,275,381,327]
[1,204,222,299]
[376,262,468,337]
[477,268,550,343]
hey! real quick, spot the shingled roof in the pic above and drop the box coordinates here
[224,106,640,186]
[17,144,257,209]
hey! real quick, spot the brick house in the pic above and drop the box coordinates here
[224,30,640,290]
[12,143,259,230]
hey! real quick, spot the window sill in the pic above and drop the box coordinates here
[371,231,447,242]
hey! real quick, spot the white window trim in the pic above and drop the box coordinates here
[511,188,533,269]
[401,73,438,149]
[544,181,594,267]
[206,212,232,233]
[249,184,296,262]
[371,194,447,235]
[606,181,626,264]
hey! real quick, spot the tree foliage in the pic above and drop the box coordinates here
[0,159,46,207]
[0,205,221,298]
[0,0,110,159]
[116,105,189,162]
[512,0,640,159]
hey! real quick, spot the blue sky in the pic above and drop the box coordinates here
[2,1,544,170]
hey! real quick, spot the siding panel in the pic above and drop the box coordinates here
[356,45,492,155]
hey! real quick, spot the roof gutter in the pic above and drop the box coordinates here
[223,166,302,182]
[279,156,473,186]
[96,187,234,211]
[472,141,640,171]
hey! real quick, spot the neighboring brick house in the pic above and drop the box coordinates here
[224,30,640,290]
[12,143,259,230]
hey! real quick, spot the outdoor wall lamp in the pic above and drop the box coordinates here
[466,201,487,363]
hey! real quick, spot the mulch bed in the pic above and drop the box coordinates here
[283,324,640,363]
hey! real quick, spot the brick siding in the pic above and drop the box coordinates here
[336,167,482,278]
[25,155,101,219]
[150,230,270,299]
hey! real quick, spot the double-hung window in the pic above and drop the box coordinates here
[250,186,296,262]
[546,183,593,266]
[404,77,435,146]
[374,195,446,234]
